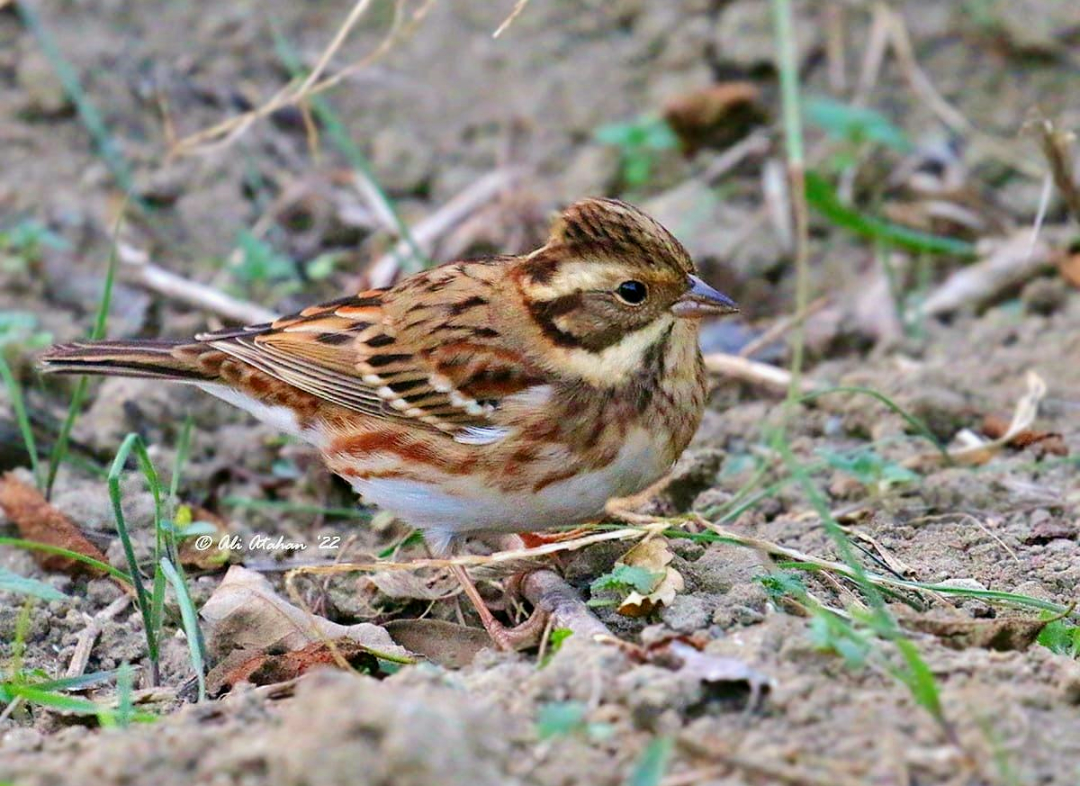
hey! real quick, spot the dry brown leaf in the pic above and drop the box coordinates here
[207,639,381,695]
[368,568,459,602]
[907,370,1048,469]
[201,565,411,661]
[383,619,491,669]
[616,537,685,617]
[982,414,1068,456]
[1059,253,1080,288]
[608,634,772,700]
[663,82,766,156]
[0,471,108,578]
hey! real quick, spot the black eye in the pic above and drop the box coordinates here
[615,280,648,305]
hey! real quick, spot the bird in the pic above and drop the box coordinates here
[40,197,738,649]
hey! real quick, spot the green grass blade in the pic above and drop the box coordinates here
[29,669,120,693]
[0,536,132,584]
[892,637,944,722]
[14,3,137,198]
[160,557,206,702]
[0,354,41,486]
[3,683,155,725]
[805,172,976,257]
[169,416,194,504]
[798,386,949,459]
[150,568,166,650]
[107,433,159,672]
[0,567,68,602]
[115,662,134,728]
[627,736,674,786]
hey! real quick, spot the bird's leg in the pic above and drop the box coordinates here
[449,563,548,652]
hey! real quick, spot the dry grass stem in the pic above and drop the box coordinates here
[364,168,522,286]
[704,352,821,393]
[884,7,1040,178]
[171,0,428,157]
[65,596,131,679]
[1030,116,1080,223]
[118,244,277,325]
[493,0,530,39]
[700,129,772,183]
[737,296,828,359]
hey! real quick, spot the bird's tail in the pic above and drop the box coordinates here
[38,340,216,382]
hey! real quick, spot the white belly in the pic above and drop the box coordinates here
[350,427,670,551]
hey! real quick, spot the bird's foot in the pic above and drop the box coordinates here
[451,563,548,651]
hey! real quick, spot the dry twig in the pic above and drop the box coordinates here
[737,296,828,359]
[118,244,277,325]
[520,570,612,640]
[1029,116,1080,224]
[65,596,131,679]
[171,0,431,157]
[493,0,530,38]
[705,352,821,394]
[919,230,1060,317]
[364,168,522,287]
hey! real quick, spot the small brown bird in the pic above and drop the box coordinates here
[41,198,737,648]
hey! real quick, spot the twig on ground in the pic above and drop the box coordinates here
[1029,116,1080,224]
[520,569,612,640]
[171,0,431,157]
[364,168,522,287]
[493,0,530,38]
[700,130,773,183]
[851,4,890,106]
[769,0,811,403]
[65,595,131,679]
[885,8,1041,178]
[285,523,664,582]
[737,296,828,359]
[118,244,278,325]
[823,4,847,94]
[704,352,821,394]
[919,230,1060,317]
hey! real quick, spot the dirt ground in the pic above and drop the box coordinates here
[2,1,1080,784]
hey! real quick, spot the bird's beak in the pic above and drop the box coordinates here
[671,275,739,318]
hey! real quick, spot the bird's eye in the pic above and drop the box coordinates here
[615,280,648,305]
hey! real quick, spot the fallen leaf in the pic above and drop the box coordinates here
[368,568,459,602]
[207,639,381,695]
[0,471,108,578]
[981,414,1068,456]
[200,565,412,661]
[1059,252,1080,288]
[384,619,491,669]
[616,537,685,617]
[663,82,766,155]
[907,370,1049,469]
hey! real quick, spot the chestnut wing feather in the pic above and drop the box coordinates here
[197,276,548,441]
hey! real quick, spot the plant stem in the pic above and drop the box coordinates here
[769,0,811,404]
